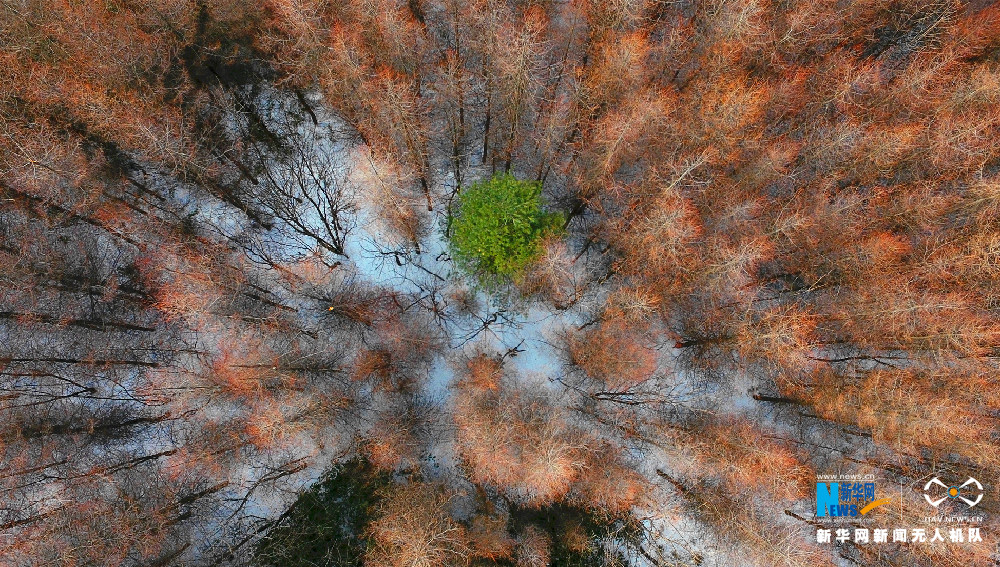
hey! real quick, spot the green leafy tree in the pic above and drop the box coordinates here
[449,174,564,283]
[253,459,391,567]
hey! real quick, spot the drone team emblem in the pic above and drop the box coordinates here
[923,477,983,508]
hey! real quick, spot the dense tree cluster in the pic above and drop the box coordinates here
[2,0,1000,566]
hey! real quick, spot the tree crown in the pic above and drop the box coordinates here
[448,174,563,284]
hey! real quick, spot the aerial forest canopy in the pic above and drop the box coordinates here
[0,1,999,566]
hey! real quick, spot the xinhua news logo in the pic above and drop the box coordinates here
[813,473,985,546]
[817,480,891,517]
[923,477,983,508]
